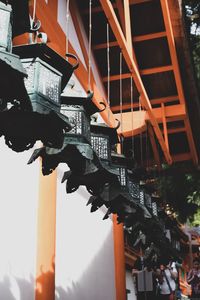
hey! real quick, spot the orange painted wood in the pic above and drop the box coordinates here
[160,0,198,164]
[124,0,132,56]
[113,215,126,300]
[35,0,116,127]
[93,32,167,50]
[103,65,173,82]
[111,95,179,112]
[114,104,186,137]
[133,31,167,42]
[148,123,161,168]
[161,103,169,152]
[99,0,172,164]
[116,0,126,34]
[35,170,57,300]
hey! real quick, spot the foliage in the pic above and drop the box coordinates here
[184,0,200,90]
[156,164,200,224]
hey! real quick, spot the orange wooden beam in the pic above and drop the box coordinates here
[161,103,169,152]
[35,0,116,127]
[147,123,161,169]
[111,95,179,112]
[161,0,198,164]
[114,104,186,137]
[99,0,172,164]
[35,170,57,300]
[133,31,167,42]
[116,0,126,34]
[124,0,133,56]
[102,65,173,82]
[113,215,126,300]
[93,32,167,50]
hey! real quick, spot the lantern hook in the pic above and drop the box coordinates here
[66,53,79,70]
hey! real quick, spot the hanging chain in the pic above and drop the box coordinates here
[139,96,143,166]
[130,76,135,158]
[66,0,70,56]
[107,23,110,121]
[88,0,92,91]
[120,51,123,152]
[32,0,37,24]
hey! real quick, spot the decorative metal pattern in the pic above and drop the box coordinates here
[22,58,62,105]
[0,3,11,50]
[139,190,145,205]
[145,193,152,209]
[23,62,35,91]
[61,104,91,142]
[118,167,127,186]
[152,201,158,216]
[38,64,60,103]
[91,134,109,160]
[128,181,140,202]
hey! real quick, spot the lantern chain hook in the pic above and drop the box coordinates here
[66,0,70,56]
[88,0,92,92]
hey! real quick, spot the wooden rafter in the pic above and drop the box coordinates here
[111,95,179,111]
[161,103,169,151]
[102,65,173,82]
[147,123,161,169]
[34,0,116,127]
[99,0,172,164]
[116,0,125,33]
[93,31,167,50]
[161,0,198,164]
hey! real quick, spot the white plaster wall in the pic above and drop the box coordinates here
[55,164,116,300]
[0,139,39,300]
[126,270,137,300]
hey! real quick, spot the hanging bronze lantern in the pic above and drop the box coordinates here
[0,0,35,38]
[61,121,120,196]
[0,1,12,52]
[0,43,78,152]
[0,1,30,111]
[28,92,105,175]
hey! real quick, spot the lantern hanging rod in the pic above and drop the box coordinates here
[99,0,172,165]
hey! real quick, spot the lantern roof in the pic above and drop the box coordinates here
[61,92,105,116]
[111,153,128,167]
[13,43,79,91]
[90,122,119,145]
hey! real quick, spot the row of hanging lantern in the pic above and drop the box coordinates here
[0,0,161,229]
[0,1,79,152]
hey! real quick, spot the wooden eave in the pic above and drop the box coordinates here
[76,0,200,167]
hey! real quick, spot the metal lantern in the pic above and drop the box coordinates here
[128,180,140,204]
[90,123,119,163]
[0,43,77,152]
[151,201,158,216]
[60,92,104,143]
[145,192,152,210]
[60,122,121,207]
[1,0,34,39]
[0,2,12,52]
[28,92,104,175]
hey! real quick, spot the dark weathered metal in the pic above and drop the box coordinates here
[13,43,79,92]
[0,2,12,51]
[0,42,74,152]
[28,92,106,174]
